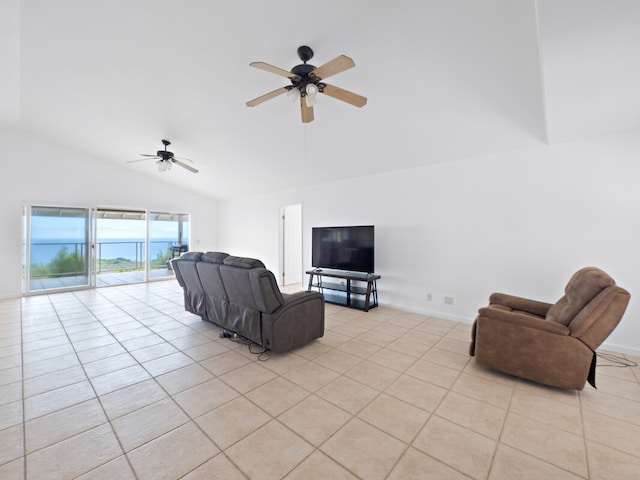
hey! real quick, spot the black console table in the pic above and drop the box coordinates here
[306,269,380,312]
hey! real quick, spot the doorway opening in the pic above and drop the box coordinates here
[280,204,302,287]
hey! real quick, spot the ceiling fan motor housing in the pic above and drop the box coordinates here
[289,46,326,96]
[290,63,325,96]
[297,46,313,63]
[158,139,173,159]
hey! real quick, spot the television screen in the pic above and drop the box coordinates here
[312,225,375,273]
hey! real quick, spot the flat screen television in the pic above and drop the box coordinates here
[311,225,375,273]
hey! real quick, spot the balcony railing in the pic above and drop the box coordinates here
[29,240,183,278]
[97,240,146,273]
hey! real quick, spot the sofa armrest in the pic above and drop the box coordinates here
[282,290,322,304]
[278,291,325,317]
[264,291,325,353]
[478,306,570,335]
[488,292,554,318]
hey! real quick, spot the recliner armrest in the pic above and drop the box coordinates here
[478,306,570,335]
[265,290,324,353]
[488,292,554,318]
[280,290,324,308]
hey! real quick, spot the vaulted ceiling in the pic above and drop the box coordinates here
[3,0,640,199]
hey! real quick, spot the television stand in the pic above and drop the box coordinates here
[306,269,380,312]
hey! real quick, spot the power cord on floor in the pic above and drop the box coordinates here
[596,351,638,368]
[220,331,271,361]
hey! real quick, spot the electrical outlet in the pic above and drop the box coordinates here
[427,293,432,301]
[444,296,454,305]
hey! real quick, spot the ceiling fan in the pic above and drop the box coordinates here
[128,139,198,173]
[246,46,367,123]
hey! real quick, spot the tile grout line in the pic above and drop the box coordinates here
[76,286,251,479]
[20,296,27,480]
[74,286,245,478]
[50,290,141,480]
[9,283,640,479]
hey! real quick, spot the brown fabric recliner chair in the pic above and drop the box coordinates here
[469,267,630,390]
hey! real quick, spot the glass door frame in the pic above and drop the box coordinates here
[23,204,96,295]
[94,208,148,287]
[148,211,191,281]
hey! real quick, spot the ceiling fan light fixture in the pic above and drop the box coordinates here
[157,160,171,172]
[305,94,317,107]
[287,88,300,102]
[305,83,318,96]
[305,83,318,107]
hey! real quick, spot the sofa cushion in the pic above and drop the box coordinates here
[546,267,615,326]
[223,256,265,269]
[179,251,203,261]
[220,265,258,309]
[201,252,229,264]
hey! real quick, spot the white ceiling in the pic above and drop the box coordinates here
[3,0,640,199]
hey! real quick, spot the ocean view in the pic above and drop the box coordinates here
[29,238,183,265]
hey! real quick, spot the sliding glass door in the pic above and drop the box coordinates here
[23,205,191,293]
[25,206,92,292]
[149,212,190,279]
[95,209,146,286]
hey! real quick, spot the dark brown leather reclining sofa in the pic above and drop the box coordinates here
[171,252,325,353]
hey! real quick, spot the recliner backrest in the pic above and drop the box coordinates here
[196,252,230,323]
[546,267,615,326]
[250,268,285,314]
[219,256,266,310]
[546,266,630,349]
[171,252,204,293]
[567,285,630,349]
[171,252,206,317]
[196,251,229,303]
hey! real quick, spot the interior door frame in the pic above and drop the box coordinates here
[280,203,303,287]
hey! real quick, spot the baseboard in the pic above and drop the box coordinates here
[600,341,640,358]
[381,302,473,325]
[384,302,638,357]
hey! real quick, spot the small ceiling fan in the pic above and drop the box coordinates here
[246,46,367,123]
[128,139,198,173]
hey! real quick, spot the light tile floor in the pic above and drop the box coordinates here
[1,281,640,479]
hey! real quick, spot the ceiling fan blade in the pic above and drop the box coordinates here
[250,62,300,79]
[311,55,355,80]
[174,156,194,164]
[300,96,314,123]
[321,84,367,108]
[127,157,159,163]
[172,159,199,174]
[246,87,289,107]
[139,153,160,157]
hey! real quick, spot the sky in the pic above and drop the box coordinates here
[30,216,186,241]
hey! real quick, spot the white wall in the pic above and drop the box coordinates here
[0,0,20,126]
[219,131,640,356]
[0,128,219,298]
